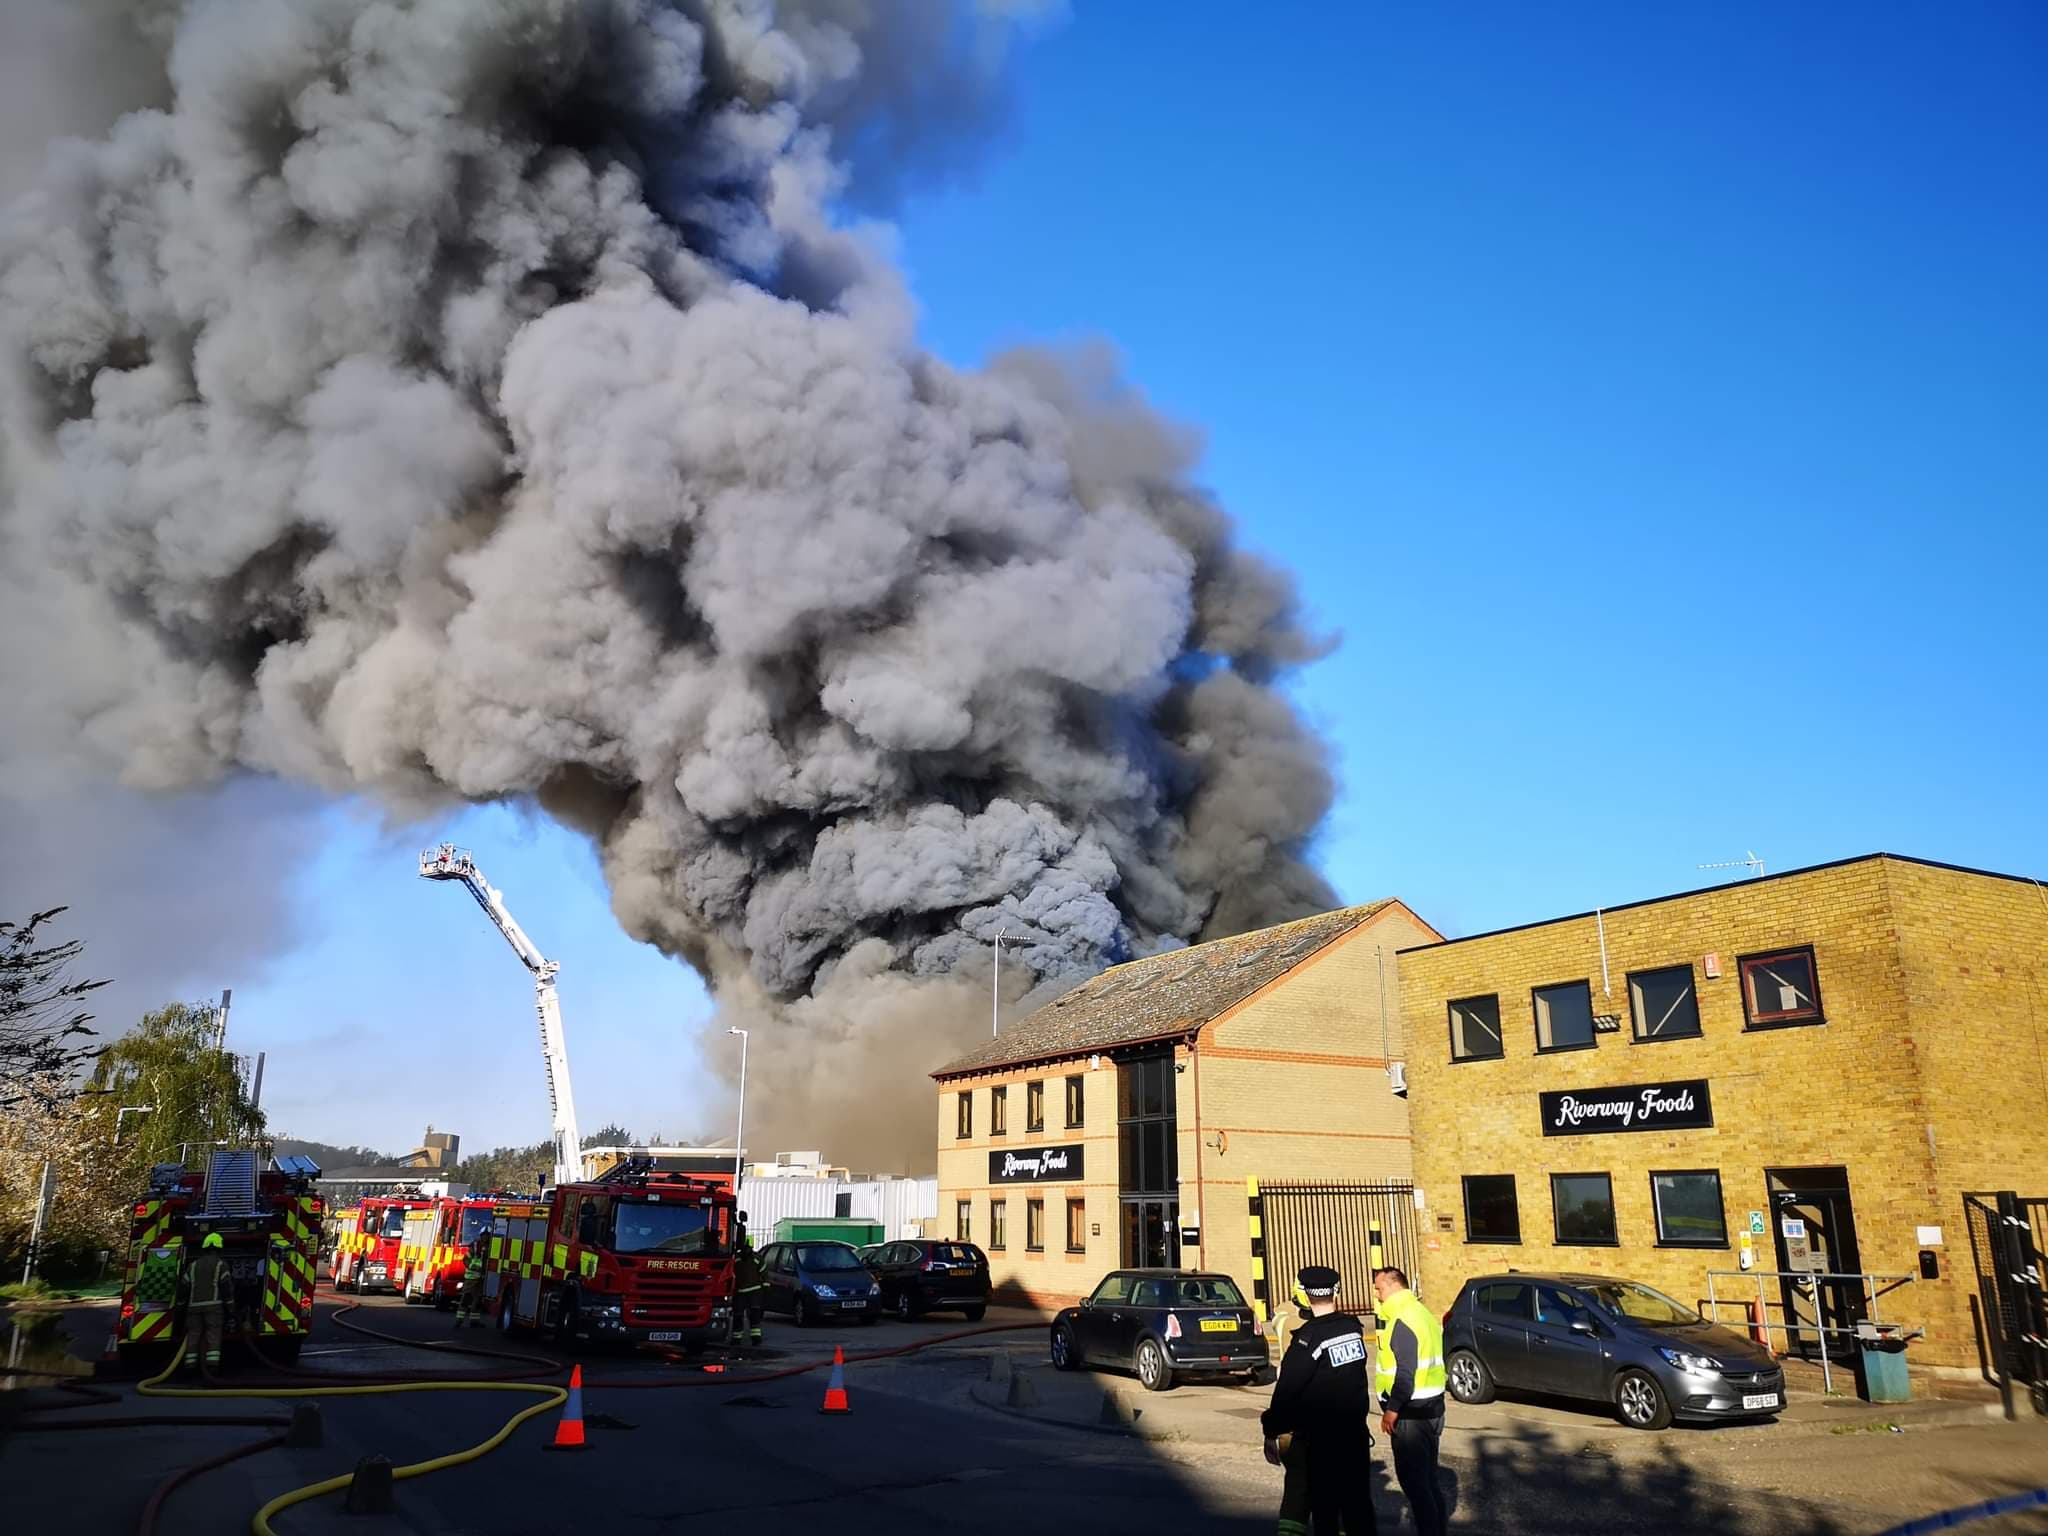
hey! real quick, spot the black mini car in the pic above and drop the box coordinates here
[1050,1269,1270,1391]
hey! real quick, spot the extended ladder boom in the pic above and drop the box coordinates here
[419,844,585,1187]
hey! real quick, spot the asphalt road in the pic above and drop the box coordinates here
[6,1294,2045,1535]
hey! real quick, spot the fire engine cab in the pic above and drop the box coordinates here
[396,1194,521,1306]
[117,1149,324,1364]
[331,1191,434,1293]
[486,1160,736,1352]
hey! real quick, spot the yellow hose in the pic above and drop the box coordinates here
[138,1338,567,1535]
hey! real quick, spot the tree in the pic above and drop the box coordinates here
[83,1002,265,1171]
[581,1124,637,1148]
[0,908,109,1109]
[450,1140,551,1195]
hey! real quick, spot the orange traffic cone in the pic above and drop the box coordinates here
[546,1364,587,1451]
[819,1345,850,1415]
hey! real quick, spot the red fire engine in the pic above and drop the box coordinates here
[116,1149,324,1364]
[395,1193,521,1306]
[330,1191,434,1293]
[485,1160,737,1352]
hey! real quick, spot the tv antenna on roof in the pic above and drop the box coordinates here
[1698,851,1766,880]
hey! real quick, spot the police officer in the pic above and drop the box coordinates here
[1260,1265,1376,1535]
[1373,1266,1447,1536]
[731,1214,766,1346]
[454,1230,490,1328]
[179,1232,233,1373]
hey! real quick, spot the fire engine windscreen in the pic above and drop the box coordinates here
[457,1209,494,1247]
[0,2,1339,1167]
[611,1203,728,1257]
[379,1209,409,1239]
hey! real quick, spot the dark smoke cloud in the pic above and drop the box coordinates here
[0,0,1335,1164]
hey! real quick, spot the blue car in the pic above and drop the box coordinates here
[758,1240,883,1326]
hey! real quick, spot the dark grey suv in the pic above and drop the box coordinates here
[1443,1272,1785,1430]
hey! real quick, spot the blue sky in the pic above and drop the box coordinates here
[211,3,2047,1156]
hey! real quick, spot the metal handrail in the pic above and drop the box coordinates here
[1704,1269,1917,1396]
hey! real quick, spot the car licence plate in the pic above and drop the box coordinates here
[649,1331,681,1343]
[1200,1319,1236,1333]
[1741,1392,1779,1410]
[841,1300,866,1309]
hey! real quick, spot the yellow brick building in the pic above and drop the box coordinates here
[1399,853,2048,1371]
[933,900,1439,1309]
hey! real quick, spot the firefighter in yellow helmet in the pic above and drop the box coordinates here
[454,1229,490,1328]
[179,1233,233,1372]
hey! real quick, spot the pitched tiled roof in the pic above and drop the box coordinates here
[932,901,1397,1079]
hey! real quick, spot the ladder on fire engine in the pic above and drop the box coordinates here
[202,1148,258,1216]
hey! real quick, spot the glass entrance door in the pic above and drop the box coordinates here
[1120,1198,1179,1268]
[1766,1166,1865,1360]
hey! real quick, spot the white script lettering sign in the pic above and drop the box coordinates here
[988,1143,1087,1182]
[1538,1079,1713,1137]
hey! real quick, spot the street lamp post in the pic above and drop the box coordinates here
[991,929,1009,1039]
[727,1026,750,1196]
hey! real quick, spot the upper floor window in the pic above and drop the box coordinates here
[1533,980,1596,1053]
[1026,1080,1045,1132]
[1065,1075,1086,1127]
[1449,995,1504,1061]
[990,1085,1008,1136]
[1629,965,1701,1042]
[1740,947,1823,1028]
[955,1091,972,1139]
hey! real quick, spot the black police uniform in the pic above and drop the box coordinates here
[1261,1268,1377,1535]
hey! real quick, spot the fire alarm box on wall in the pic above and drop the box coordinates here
[1703,953,1722,979]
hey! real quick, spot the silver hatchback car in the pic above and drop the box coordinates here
[1442,1271,1786,1430]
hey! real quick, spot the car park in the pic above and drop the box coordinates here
[1050,1269,1269,1391]
[757,1240,883,1326]
[1442,1271,1786,1430]
[863,1239,991,1322]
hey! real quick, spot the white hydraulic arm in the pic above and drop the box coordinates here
[419,843,585,1188]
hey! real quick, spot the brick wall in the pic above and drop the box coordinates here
[1400,857,2043,1369]
[1195,904,1433,1304]
[934,1057,1119,1307]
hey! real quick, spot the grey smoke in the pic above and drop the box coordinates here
[0,0,1335,1162]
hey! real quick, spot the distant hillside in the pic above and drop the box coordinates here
[274,1137,399,1171]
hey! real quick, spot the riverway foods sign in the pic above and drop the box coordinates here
[989,1144,1085,1183]
[1539,1079,1713,1137]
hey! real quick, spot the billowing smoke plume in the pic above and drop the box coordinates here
[0,0,1336,1167]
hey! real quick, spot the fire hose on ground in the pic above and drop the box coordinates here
[21,1286,1047,1534]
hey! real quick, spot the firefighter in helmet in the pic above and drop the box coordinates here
[732,1212,766,1347]
[454,1228,490,1329]
[179,1232,234,1372]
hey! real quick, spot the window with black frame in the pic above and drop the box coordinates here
[1463,1174,1521,1243]
[990,1084,1008,1136]
[1533,980,1596,1052]
[988,1199,1007,1251]
[1026,1198,1044,1252]
[1065,1074,1085,1127]
[956,1091,972,1139]
[1650,1170,1727,1247]
[1026,1079,1045,1131]
[1065,1199,1086,1252]
[1449,994,1504,1061]
[1629,964,1701,1041]
[955,1199,972,1243]
[1550,1172,1618,1245]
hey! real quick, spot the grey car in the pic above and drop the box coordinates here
[1442,1271,1786,1429]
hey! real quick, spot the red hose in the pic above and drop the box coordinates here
[135,1433,286,1536]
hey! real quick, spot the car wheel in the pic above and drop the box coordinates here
[794,1295,814,1329]
[1135,1337,1175,1393]
[963,1305,986,1323]
[1447,1349,1496,1405]
[895,1290,915,1323]
[498,1297,517,1336]
[1616,1369,1673,1430]
[1051,1322,1079,1371]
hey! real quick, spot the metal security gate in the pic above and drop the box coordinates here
[1963,1191,2048,1419]
[1247,1179,1417,1319]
